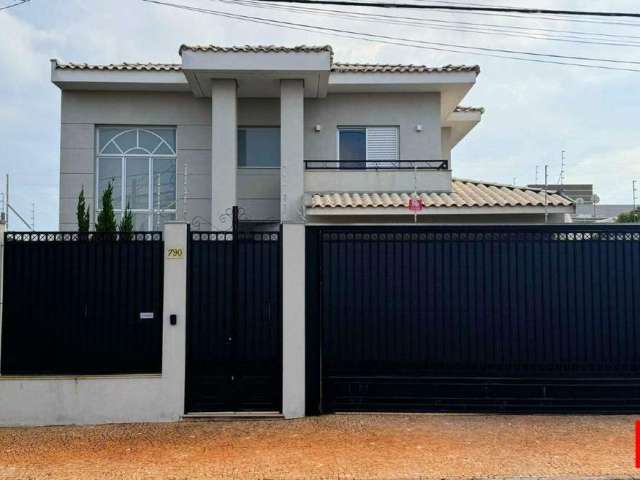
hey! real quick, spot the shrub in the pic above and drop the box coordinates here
[616,209,640,223]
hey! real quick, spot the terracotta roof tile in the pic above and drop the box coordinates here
[54,62,181,71]
[178,44,334,55]
[53,45,480,75]
[332,63,480,74]
[310,178,574,209]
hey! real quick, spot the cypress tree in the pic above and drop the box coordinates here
[119,202,134,238]
[95,182,117,233]
[76,186,90,232]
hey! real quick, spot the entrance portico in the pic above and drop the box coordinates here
[179,45,332,227]
[179,45,332,417]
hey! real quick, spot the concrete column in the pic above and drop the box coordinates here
[161,221,188,417]
[0,220,5,372]
[280,79,305,224]
[282,223,305,418]
[281,80,306,418]
[211,79,238,230]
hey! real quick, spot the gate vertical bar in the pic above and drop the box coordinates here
[231,205,239,405]
[305,227,322,415]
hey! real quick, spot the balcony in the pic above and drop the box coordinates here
[304,159,452,194]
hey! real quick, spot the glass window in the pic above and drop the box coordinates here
[97,157,122,209]
[132,212,151,231]
[153,158,177,210]
[338,128,366,170]
[238,127,280,167]
[96,127,177,231]
[126,157,149,210]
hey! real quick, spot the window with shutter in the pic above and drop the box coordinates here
[338,126,399,169]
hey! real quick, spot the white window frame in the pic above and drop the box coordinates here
[95,126,177,231]
[337,126,400,168]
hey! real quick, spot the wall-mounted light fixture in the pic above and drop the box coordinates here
[415,124,423,132]
[314,124,322,132]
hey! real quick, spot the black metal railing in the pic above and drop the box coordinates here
[304,159,449,170]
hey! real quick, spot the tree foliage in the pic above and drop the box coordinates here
[76,186,90,232]
[119,202,134,237]
[616,209,640,223]
[95,182,118,232]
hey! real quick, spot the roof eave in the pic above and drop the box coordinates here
[444,110,483,147]
[50,62,189,92]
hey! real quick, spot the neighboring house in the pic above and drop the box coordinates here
[51,44,574,231]
[528,183,633,223]
[576,204,635,223]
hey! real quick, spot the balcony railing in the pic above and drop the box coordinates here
[304,160,449,170]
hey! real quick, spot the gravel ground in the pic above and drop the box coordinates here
[0,414,637,480]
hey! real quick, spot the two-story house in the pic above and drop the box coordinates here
[51,44,574,231]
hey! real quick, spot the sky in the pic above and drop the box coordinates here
[1,0,639,230]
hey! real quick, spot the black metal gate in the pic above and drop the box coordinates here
[186,211,282,413]
[306,225,640,414]
[2,231,164,375]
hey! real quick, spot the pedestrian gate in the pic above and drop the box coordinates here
[186,221,282,413]
[306,225,640,414]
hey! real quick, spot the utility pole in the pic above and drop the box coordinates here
[544,165,549,224]
[535,165,539,184]
[558,150,566,185]
[633,180,638,210]
[31,202,35,230]
[512,177,517,186]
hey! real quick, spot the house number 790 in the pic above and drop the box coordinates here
[167,247,183,259]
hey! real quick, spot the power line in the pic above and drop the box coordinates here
[218,0,640,48]
[247,0,640,19]
[229,0,640,41]
[0,0,29,12]
[142,0,640,72]
[392,0,640,27]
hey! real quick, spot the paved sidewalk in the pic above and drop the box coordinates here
[0,414,636,479]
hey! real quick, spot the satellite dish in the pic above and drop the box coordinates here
[592,194,600,204]
[576,198,584,205]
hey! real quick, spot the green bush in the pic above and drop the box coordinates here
[616,209,640,223]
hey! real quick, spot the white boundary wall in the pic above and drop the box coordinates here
[0,222,188,426]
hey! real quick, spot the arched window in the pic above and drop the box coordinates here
[96,127,177,230]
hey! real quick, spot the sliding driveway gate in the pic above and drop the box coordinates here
[306,225,640,413]
[187,225,282,413]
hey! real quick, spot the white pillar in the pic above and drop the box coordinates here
[280,79,305,224]
[161,222,188,417]
[280,79,306,418]
[211,79,238,230]
[282,223,306,418]
[0,220,5,372]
